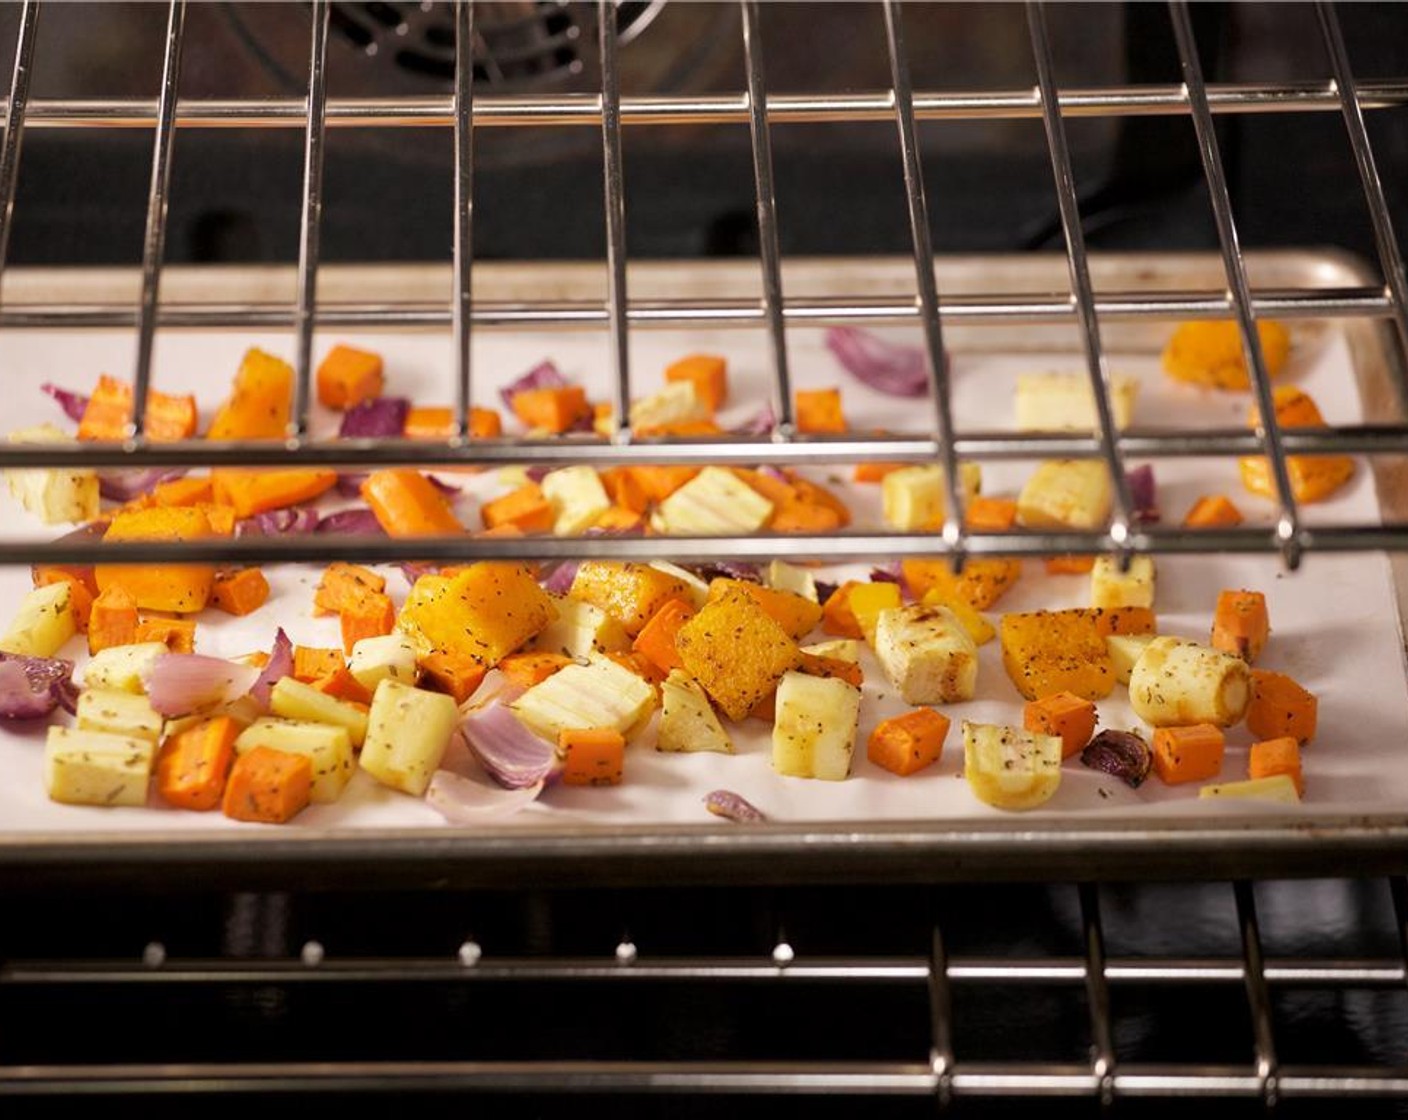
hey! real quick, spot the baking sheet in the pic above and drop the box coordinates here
[0,308,1403,833]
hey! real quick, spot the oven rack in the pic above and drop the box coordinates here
[0,0,1405,574]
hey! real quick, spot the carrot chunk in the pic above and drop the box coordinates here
[797,651,865,688]
[417,650,486,706]
[309,667,374,706]
[1024,691,1098,759]
[338,592,396,655]
[629,465,699,503]
[868,708,950,776]
[315,344,384,410]
[1044,556,1096,575]
[293,646,345,683]
[221,746,312,824]
[559,727,626,787]
[820,581,866,639]
[211,568,270,617]
[632,599,695,676]
[313,562,386,617]
[1248,736,1304,797]
[1152,724,1225,784]
[361,469,464,537]
[965,497,1020,532]
[665,354,728,413]
[794,388,846,433]
[1211,589,1270,663]
[88,584,139,654]
[77,375,198,442]
[210,468,338,520]
[1184,494,1244,528]
[153,476,214,507]
[480,482,554,534]
[1246,669,1317,744]
[511,386,590,433]
[135,617,196,653]
[403,405,503,439]
[156,716,241,811]
[499,652,571,689]
[600,467,650,515]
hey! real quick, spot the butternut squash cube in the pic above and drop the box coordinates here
[95,506,216,613]
[902,557,1022,611]
[706,578,823,641]
[675,587,802,721]
[397,562,555,667]
[569,561,693,637]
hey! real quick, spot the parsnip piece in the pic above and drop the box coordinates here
[44,726,154,807]
[531,596,632,659]
[962,721,1062,811]
[6,423,100,524]
[82,642,169,694]
[657,670,733,754]
[801,639,862,664]
[1015,372,1139,432]
[510,653,657,743]
[0,581,77,658]
[873,604,978,705]
[652,466,773,536]
[881,463,982,531]
[629,381,708,431]
[541,465,612,536]
[771,671,861,780]
[348,633,419,692]
[270,677,369,747]
[766,559,818,603]
[76,689,163,746]
[648,561,710,609]
[1128,636,1251,728]
[1198,775,1301,804]
[1091,556,1156,610]
[236,716,355,803]
[1107,634,1155,686]
[1016,460,1113,531]
[359,680,459,797]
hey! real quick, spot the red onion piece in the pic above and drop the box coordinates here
[498,360,568,410]
[731,403,775,436]
[340,396,410,438]
[814,579,840,605]
[237,507,321,537]
[1081,729,1153,788]
[426,768,544,823]
[462,700,557,789]
[98,468,189,502]
[141,654,261,717]
[249,628,293,710]
[523,465,551,484]
[397,561,438,587]
[315,508,385,535]
[42,383,90,424]
[334,472,369,498]
[0,653,77,719]
[704,790,767,823]
[1126,464,1161,525]
[684,561,762,584]
[539,561,580,596]
[825,326,934,398]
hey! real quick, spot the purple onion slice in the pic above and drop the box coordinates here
[1081,729,1152,788]
[0,652,76,720]
[825,326,934,398]
[498,360,568,410]
[249,628,293,710]
[704,790,767,823]
[41,383,90,423]
[339,396,410,438]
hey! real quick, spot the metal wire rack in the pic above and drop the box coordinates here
[2,0,1408,1109]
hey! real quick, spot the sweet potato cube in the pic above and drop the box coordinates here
[706,578,823,641]
[1000,610,1120,701]
[675,587,802,721]
[569,561,693,637]
[665,354,728,414]
[95,506,216,614]
[1249,736,1304,796]
[559,727,626,787]
[868,708,950,777]
[481,482,554,534]
[1023,691,1097,759]
[632,598,695,676]
[1152,724,1225,785]
[397,562,555,667]
[903,557,1022,611]
[795,388,846,433]
[1211,589,1270,663]
[1246,669,1317,744]
[135,617,196,653]
[821,581,867,638]
[316,344,384,411]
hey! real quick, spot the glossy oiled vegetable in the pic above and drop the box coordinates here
[6,424,100,525]
[76,688,162,745]
[269,678,369,748]
[44,726,154,807]
[1128,637,1250,728]
[1151,724,1225,784]
[903,557,1021,611]
[1162,319,1290,390]
[706,578,822,641]
[867,708,949,777]
[212,469,338,519]
[1000,608,1155,701]
[155,715,240,811]
[316,344,383,410]
[559,727,627,786]
[222,746,312,823]
[1211,590,1270,663]
[0,581,78,658]
[236,717,355,803]
[1246,669,1317,744]
[509,654,657,743]
[963,721,1062,811]
[657,670,733,754]
[873,603,978,705]
[359,679,459,797]
[1023,692,1097,759]
[771,671,861,780]
[361,470,464,537]
[96,507,217,613]
[570,561,692,637]
[207,349,294,440]
[674,587,801,722]
[398,563,555,667]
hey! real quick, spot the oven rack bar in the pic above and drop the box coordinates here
[6,80,1408,130]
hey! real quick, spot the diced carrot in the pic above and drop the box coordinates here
[211,568,270,617]
[476,524,527,540]
[1248,736,1304,797]
[1045,556,1096,575]
[417,650,486,705]
[854,461,904,483]
[1152,723,1225,784]
[481,482,554,534]
[314,563,387,618]
[315,344,384,410]
[1184,494,1244,528]
[1023,691,1097,759]
[498,652,571,689]
[665,354,728,413]
[820,581,866,639]
[154,477,214,507]
[636,419,723,438]
[293,646,345,683]
[965,497,1020,532]
[1246,669,1317,744]
[600,467,650,514]
[88,584,139,654]
[33,570,93,633]
[511,385,590,433]
[339,592,396,655]
[469,407,503,438]
[732,467,795,507]
[868,708,950,776]
[77,375,198,442]
[156,715,241,811]
[361,469,464,537]
[770,500,843,533]
[310,666,374,706]
[210,468,338,520]
[403,405,503,439]
[221,746,313,824]
[135,617,196,653]
[629,465,699,503]
[785,473,852,528]
[95,506,216,614]
[593,506,644,533]
[795,388,846,433]
[1211,589,1269,663]
[632,599,695,676]
[798,651,865,688]
[33,562,97,597]
[559,727,626,787]
[207,349,294,440]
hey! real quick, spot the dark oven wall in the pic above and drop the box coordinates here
[4,1,1407,267]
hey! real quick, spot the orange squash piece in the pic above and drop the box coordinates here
[706,578,823,641]
[416,650,486,706]
[153,476,214,507]
[559,727,626,787]
[309,667,373,706]
[403,405,502,439]
[210,469,338,520]
[211,568,270,617]
[1211,589,1269,663]
[1162,319,1290,390]
[499,652,572,689]
[222,746,312,824]
[902,557,1021,610]
[88,585,139,654]
[1248,736,1304,796]
[820,581,866,639]
[964,497,1019,532]
[1246,669,1317,744]
[868,708,950,776]
[632,599,695,676]
[1044,556,1096,575]
[315,344,384,410]
[156,716,241,811]
[569,561,693,637]
[95,506,216,614]
[362,469,464,537]
[77,374,198,442]
[511,385,589,433]
[1240,385,1354,504]
[339,591,396,655]
[1023,691,1097,759]
[293,646,345,683]
[1152,724,1225,784]
[629,465,699,503]
[135,617,197,653]
[313,562,386,617]
[481,482,554,534]
[665,354,728,413]
[207,348,294,440]
[794,388,846,433]
[1183,494,1244,528]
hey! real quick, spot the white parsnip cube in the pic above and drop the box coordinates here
[1198,775,1301,804]
[237,717,355,803]
[657,670,733,754]
[1106,633,1155,686]
[652,466,773,536]
[766,559,818,602]
[1016,460,1113,531]
[531,596,631,659]
[348,633,420,692]
[801,639,862,664]
[1128,636,1250,728]
[44,726,154,807]
[510,653,657,743]
[270,677,369,747]
[1015,372,1139,432]
[881,463,982,531]
[6,424,100,525]
[0,580,77,658]
[771,671,861,780]
[541,465,612,536]
[82,642,169,694]
[629,381,708,431]
[1091,556,1156,610]
[359,680,459,797]
[963,721,1062,811]
[648,561,710,609]
[873,604,978,705]
[76,689,163,745]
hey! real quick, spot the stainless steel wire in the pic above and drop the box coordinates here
[598,0,631,443]
[289,0,331,440]
[1234,881,1280,1108]
[127,0,185,444]
[452,0,476,439]
[1078,885,1116,1107]
[0,0,38,298]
